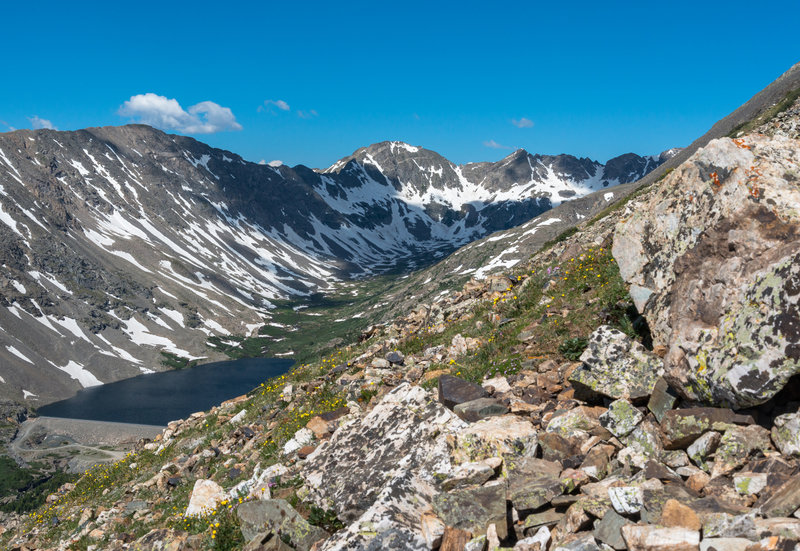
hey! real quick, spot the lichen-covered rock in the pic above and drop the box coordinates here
[687,431,721,472]
[450,414,538,464]
[756,476,800,518]
[711,425,773,478]
[608,486,644,515]
[441,461,495,491]
[507,457,564,513]
[569,326,663,402]
[733,472,769,496]
[432,482,508,540]
[599,399,643,438]
[660,408,753,449]
[613,135,800,409]
[546,406,606,438]
[237,500,328,551]
[620,420,664,469]
[771,411,800,455]
[301,383,467,550]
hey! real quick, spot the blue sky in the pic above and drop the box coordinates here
[2,1,798,168]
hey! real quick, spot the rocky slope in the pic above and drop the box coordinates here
[3,71,800,550]
[0,127,666,404]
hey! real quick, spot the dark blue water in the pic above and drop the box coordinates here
[37,357,293,426]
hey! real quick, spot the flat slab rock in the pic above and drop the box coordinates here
[613,135,800,409]
[621,525,700,551]
[507,457,564,513]
[432,482,508,540]
[453,397,508,422]
[569,325,664,402]
[438,374,488,410]
[660,407,754,449]
[449,414,538,464]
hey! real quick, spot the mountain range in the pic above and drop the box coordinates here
[0,126,673,404]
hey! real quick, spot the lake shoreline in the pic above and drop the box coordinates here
[37,357,293,426]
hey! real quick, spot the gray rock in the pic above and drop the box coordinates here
[441,461,495,491]
[385,351,404,365]
[464,535,488,551]
[438,374,489,410]
[698,512,757,539]
[647,378,679,423]
[450,415,538,464]
[608,486,644,515]
[613,135,800,409]
[621,525,700,551]
[432,482,508,540]
[454,397,509,422]
[522,509,564,533]
[733,472,768,495]
[757,476,800,518]
[508,457,564,513]
[593,509,631,550]
[237,500,328,551]
[711,425,773,478]
[771,411,800,455]
[698,513,757,539]
[569,326,663,402]
[660,407,754,449]
[687,431,721,471]
[599,399,643,438]
[243,531,295,551]
[552,532,600,551]
[699,538,753,551]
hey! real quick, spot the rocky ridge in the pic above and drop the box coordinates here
[4,100,800,550]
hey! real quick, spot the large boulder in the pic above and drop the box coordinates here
[300,383,467,550]
[613,135,800,409]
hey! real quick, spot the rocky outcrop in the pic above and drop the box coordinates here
[300,383,467,550]
[613,135,800,409]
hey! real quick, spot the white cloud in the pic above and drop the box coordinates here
[118,93,242,134]
[483,139,513,150]
[0,120,16,131]
[512,117,534,128]
[28,116,56,130]
[258,159,267,165]
[268,160,283,167]
[297,109,318,119]
[262,99,290,111]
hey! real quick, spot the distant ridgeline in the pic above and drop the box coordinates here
[0,125,669,404]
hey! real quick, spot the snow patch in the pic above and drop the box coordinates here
[6,345,34,364]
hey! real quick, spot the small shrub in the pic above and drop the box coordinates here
[308,504,345,533]
[559,337,588,361]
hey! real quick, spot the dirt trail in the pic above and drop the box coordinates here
[9,416,164,471]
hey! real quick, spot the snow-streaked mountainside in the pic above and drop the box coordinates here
[0,124,672,403]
